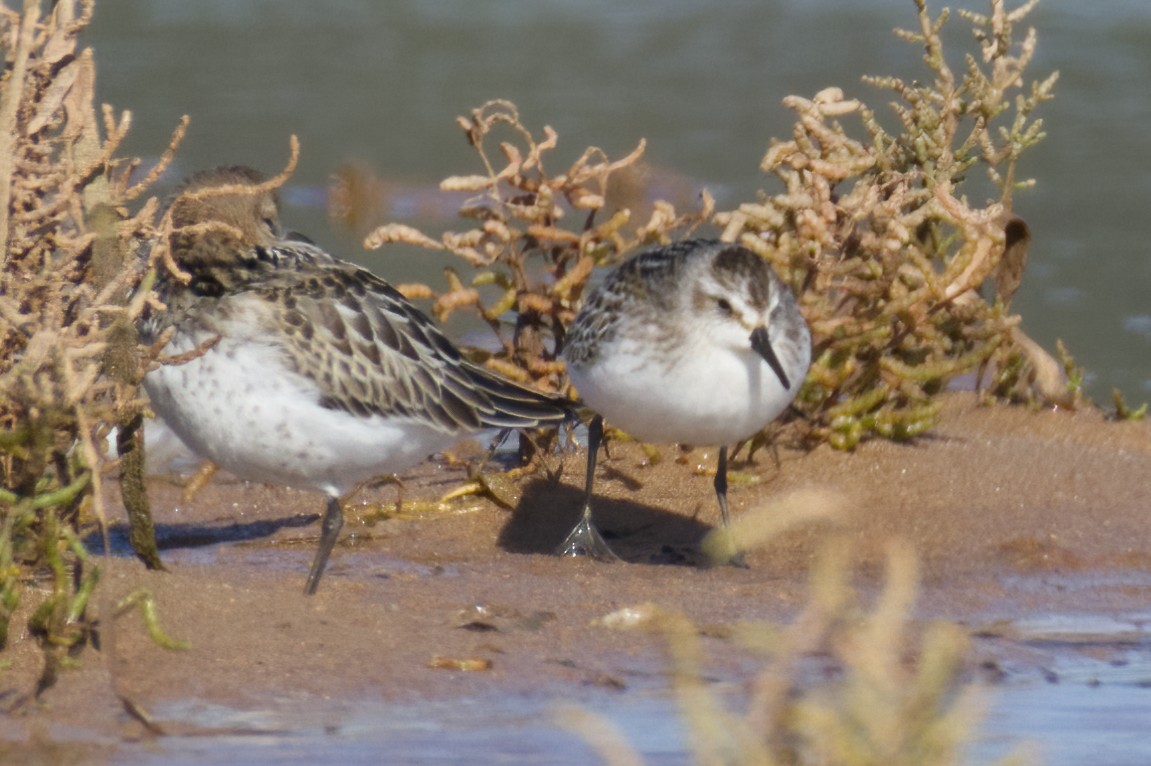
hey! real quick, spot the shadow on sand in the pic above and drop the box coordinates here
[84,513,320,559]
[498,476,717,567]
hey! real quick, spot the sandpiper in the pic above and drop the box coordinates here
[561,239,811,563]
[142,166,571,594]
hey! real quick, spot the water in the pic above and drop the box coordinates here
[973,613,1151,766]
[83,0,1151,402]
[59,618,1151,765]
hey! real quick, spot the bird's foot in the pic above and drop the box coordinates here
[557,516,620,562]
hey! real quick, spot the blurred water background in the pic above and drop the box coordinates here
[83,0,1151,403]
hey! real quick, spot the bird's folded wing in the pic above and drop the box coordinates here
[250,263,568,432]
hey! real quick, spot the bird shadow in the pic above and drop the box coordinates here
[83,514,319,559]
[498,477,716,567]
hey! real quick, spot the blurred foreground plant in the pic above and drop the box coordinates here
[563,492,1030,766]
[0,0,183,697]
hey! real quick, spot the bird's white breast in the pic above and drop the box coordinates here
[144,331,455,496]
[567,331,794,446]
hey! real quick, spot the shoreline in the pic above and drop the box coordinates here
[2,392,1149,756]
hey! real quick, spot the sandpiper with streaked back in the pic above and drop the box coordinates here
[561,238,811,563]
[142,166,572,594]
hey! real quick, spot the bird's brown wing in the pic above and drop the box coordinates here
[249,250,570,432]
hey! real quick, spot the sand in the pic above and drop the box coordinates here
[1,393,1149,756]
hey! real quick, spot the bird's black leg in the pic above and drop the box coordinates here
[305,495,344,595]
[558,414,619,561]
[714,446,748,568]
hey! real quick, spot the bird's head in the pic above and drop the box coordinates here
[166,165,284,275]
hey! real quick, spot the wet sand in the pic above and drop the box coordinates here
[2,393,1150,760]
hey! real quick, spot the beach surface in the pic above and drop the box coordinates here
[2,393,1150,762]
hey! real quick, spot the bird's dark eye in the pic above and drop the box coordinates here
[262,217,278,233]
[716,298,733,315]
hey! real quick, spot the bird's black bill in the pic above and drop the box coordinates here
[749,326,790,390]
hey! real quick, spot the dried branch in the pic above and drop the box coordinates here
[0,0,186,692]
[716,0,1068,448]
